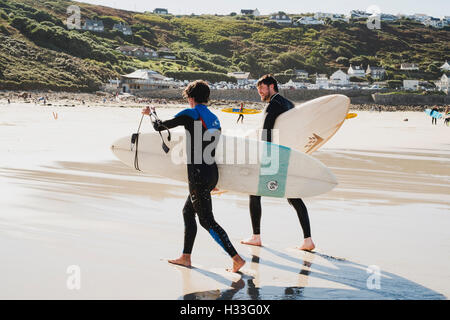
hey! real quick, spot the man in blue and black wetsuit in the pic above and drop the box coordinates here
[142,80,245,272]
[240,75,316,251]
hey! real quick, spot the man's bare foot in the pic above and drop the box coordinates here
[228,255,246,273]
[240,234,262,247]
[298,237,315,251]
[168,254,192,268]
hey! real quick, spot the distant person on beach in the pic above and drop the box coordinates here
[431,106,439,125]
[7,98,10,104]
[444,106,450,126]
[142,80,245,272]
[241,74,315,251]
[237,102,244,124]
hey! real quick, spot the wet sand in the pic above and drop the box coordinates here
[0,102,448,299]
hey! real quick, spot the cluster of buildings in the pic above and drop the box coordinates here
[103,69,181,94]
[245,9,450,28]
[264,12,350,26]
[81,19,132,35]
[113,7,449,29]
[283,61,450,92]
[115,46,176,60]
[403,14,450,28]
[225,61,449,93]
[104,61,450,94]
[283,65,387,90]
[78,8,173,35]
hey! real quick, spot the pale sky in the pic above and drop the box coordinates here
[77,0,449,17]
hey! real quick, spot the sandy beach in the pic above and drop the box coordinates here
[0,100,449,300]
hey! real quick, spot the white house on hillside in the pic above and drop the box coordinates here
[121,69,174,92]
[294,69,309,80]
[241,9,260,16]
[116,46,158,59]
[440,61,450,72]
[436,74,449,94]
[269,13,292,25]
[350,10,372,19]
[409,13,430,22]
[83,19,104,32]
[330,70,350,86]
[366,65,386,80]
[153,8,169,15]
[380,14,398,22]
[315,74,329,89]
[423,17,442,28]
[348,65,365,78]
[227,72,251,85]
[113,22,132,35]
[297,16,324,25]
[314,12,334,19]
[331,14,350,23]
[401,63,419,71]
[314,12,349,22]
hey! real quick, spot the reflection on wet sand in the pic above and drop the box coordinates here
[178,248,445,300]
[315,149,450,206]
[0,148,448,300]
[0,161,186,200]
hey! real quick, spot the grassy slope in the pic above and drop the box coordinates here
[0,0,448,91]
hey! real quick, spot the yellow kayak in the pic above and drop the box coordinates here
[221,107,262,115]
[346,113,358,119]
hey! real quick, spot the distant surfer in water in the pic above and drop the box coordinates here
[237,102,244,124]
[241,74,315,251]
[142,80,245,272]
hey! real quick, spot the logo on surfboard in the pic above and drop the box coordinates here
[304,133,324,153]
[267,180,279,191]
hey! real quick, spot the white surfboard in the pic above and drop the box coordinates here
[111,131,337,198]
[245,94,350,154]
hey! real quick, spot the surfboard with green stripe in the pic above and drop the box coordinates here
[257,142,291,197]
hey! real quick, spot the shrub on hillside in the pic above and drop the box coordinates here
[11,16,117,63]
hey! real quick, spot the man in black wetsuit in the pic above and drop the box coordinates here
[240,75,315,251]
[142,80,245,272]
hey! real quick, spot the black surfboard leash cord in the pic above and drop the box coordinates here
[131,108,171,171]
[149,108,171,153]
[131,114,144,171]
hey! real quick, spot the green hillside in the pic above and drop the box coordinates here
[0,0,448,91]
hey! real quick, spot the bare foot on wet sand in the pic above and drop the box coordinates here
[298,237,315,251]
[168,254,192,268]
[240,234,262,247]
[227,255,246,273]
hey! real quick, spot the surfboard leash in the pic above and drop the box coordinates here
[149,107,171,154]
[131,114,144,171]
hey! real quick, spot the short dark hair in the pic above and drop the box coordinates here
[257,74,279,92]
[183,80,210,104]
